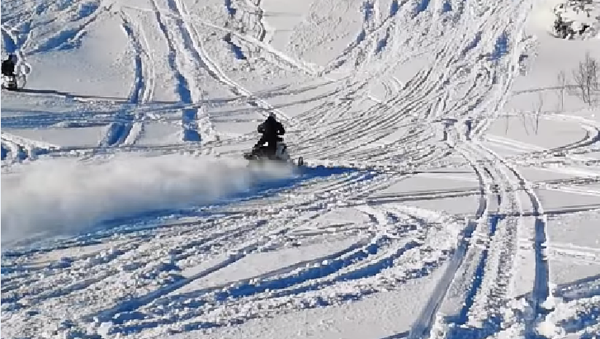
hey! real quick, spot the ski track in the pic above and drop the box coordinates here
[80,203,458,334]
[2,0,600,337]
[148,0,205,143]
[114,9,156,147]
[405,0,550,338]
[25,4,104,55]
[164,0,298,129]
[1,166,459,337]
[197,8,320,75]
[480,142,551,339]
[505,115,600,165]
[1,24,18,53]
[430,128,522,339]
[1,132,59,165]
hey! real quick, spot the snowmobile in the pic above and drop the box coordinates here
[2,75,18,90]
[243,139,304,167]
[1,73,26,91]
[2,53,27,91]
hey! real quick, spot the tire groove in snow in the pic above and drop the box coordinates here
[481,144,552,338]
[70,171,392,328]
[4,0,592,337]
[90,205,458,333]
[407,135,492,339]
[406,0,536,336]
[168,0,297,127]
[149,0,201,142]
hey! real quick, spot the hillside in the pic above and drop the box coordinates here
[2,0,600,338]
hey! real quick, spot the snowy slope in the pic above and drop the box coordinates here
[2,0,600,338]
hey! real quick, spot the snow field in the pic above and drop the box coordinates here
[2,0,600,338]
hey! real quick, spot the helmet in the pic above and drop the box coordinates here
[268,112,275,119]
[8,54,17,62]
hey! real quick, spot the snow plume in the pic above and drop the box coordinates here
[1,153,295,246]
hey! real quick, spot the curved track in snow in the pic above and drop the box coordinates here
[2,0,600,338]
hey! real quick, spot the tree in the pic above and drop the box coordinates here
[572,52,599,106]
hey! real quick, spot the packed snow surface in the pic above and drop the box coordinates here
[1,0,600,338]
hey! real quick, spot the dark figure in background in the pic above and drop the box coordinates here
[2,54,17,79]
[254,113,285,157]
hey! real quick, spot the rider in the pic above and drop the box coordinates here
[254,112,285,157]
[2,54,17,83]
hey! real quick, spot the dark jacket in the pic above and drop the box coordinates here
[258,116,285,139]
[2,59,15,76]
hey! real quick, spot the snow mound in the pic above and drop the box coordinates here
[552,0,600,39]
